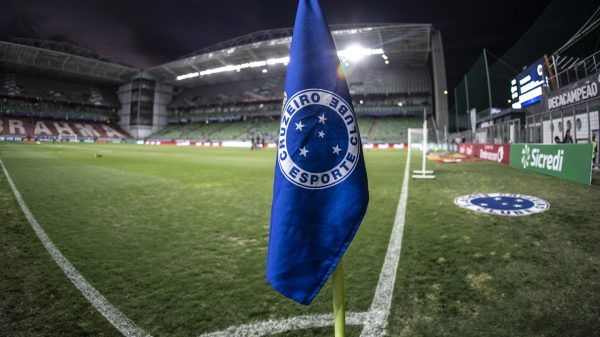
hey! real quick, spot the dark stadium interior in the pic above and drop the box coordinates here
[1,1,600,337]
[0,0,598,145]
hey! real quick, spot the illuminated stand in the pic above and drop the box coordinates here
[409,120,435,179]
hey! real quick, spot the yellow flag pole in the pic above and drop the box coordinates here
[332,258,345,337]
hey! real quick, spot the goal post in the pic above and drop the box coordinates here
[409,120,435,179]
[58,133,78,142]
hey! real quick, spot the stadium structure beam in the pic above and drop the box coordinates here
[91,61,100,75]
[33,49,41,64]
[376,30,384,49]
[61,55,71,70]
[150,23,436,86]
[246,48,260,61]
[0,41,139,82]
[161,65,178,77]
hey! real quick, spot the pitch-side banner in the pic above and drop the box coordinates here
[509,143,593,185]
[458,143,475,157]
[478,144,510,165]
[458,143,510,165]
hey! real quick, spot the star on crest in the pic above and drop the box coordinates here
[332,145,341,155]
[318,130,325,138]
[318,113,327,125]
[295,121,305,131]
[299,146,309,157]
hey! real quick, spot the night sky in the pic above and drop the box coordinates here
[0,0,553,89]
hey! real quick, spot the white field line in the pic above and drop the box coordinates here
[198,151,412,337]
[0,159,152,337]
[359,149,411,337]
[200,312,370,337]
[3,150,412,337]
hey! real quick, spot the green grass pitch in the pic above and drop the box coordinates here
[1,142,599,337]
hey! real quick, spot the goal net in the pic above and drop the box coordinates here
[408,121,435,179]
[58,133,78,142]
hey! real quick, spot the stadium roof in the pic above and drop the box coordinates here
[0,40,139,84]
[146,23,434,87]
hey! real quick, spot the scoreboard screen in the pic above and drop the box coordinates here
[511,58,548,109]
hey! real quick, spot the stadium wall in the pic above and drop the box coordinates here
[152,82,172,135]
[118,75,173,139]
[117,82,133,132]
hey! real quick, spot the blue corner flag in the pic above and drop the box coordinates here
[266,0,369,305]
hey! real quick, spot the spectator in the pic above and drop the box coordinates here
[554,136,561,144]
[592,134,597,167]
[563,129,573,144]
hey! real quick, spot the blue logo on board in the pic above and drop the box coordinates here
[277,89,360,189]
[454,193,549,216]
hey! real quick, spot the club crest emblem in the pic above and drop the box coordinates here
[277,89,360,189]
[454,193,549,216]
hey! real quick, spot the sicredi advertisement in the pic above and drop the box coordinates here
[509,144,593,185]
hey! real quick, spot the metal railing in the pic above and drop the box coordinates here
[550,50,600,89]
[525,96,599,144]
[449,118,522,145]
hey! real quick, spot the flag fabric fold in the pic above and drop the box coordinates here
[266,0,369,305]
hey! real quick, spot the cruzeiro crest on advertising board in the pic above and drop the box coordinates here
[455,193,549,216]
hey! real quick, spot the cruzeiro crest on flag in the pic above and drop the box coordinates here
[277,88,360,190]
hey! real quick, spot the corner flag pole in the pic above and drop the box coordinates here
[332,259,345,337]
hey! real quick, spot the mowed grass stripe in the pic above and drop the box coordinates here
[0,143,404,337]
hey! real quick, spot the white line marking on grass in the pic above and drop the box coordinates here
[0,159,152,337]
[198,152,413,337]
[3,149,412,337]
[359,151,411,337]
[200,312,370,337]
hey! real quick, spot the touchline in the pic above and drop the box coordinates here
[528,148,564,172]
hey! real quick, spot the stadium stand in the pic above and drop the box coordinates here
[0,72,119,107]
[0,116,130,140]
[0,71,130,140]
[141,24,445,142]
[367,117,423,142]
[1,97,118,122]
[1,39,138,141]
[149,116,422,143]
[347,66,431,95]
[170,76,284,108]
[1,24,444,142]
[151,119,276,141]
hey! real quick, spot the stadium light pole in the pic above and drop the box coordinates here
[454,88,459,132]
[483,49,493,113]
[464,75,470,113]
